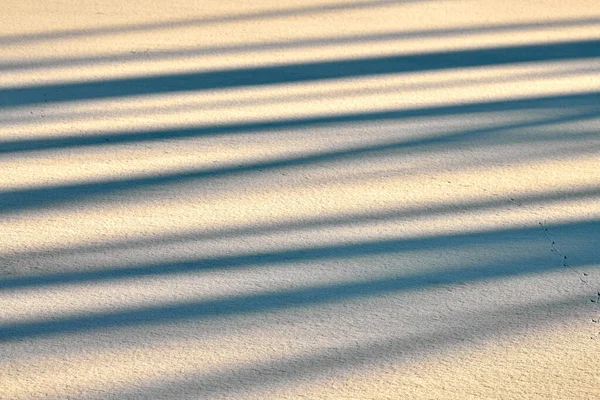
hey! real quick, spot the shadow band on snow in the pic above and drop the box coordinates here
[0,0,414,46]
[4,185,598,280]
[3,17,599,73]
[0,221,600,290]
[78,295,590,400]
[1,91,598,154]
[2,40,599,108]
[0,221,597,342]
[0,102,597,216]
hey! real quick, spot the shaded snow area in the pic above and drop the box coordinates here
[1,1,599,399]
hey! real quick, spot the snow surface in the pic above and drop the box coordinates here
[1,1,599,398]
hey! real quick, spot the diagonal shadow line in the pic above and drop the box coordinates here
[83,296,591,400]
[0,107,597,215]
[5,185,599,270]
[1,219,598,292]
[80,295,591,400]
[0,220,598,342]
[2,65,600,128]
[2,39,599,108]
[3,17,599,72]
[2,91,598,155]
[0,0,412,46]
